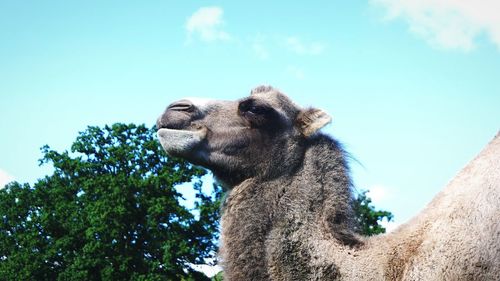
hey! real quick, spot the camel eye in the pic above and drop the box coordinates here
[239,100,271,116]
[238,99,280,128]
[247,105,269,115]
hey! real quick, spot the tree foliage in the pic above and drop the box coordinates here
[0,123,221,281]
[353,190,394,236]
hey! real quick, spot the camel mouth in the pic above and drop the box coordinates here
[157,127,207,156]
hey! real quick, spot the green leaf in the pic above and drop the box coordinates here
[353,190,394,236]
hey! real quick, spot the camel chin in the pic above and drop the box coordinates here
[157,128,206,156]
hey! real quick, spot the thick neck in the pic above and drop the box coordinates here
[219,134,361,280]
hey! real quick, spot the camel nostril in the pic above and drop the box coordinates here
[168,100,194,112]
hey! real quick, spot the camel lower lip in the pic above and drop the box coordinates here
[157,127,205,137]
[159,127,188,132]
[157,128,207,155]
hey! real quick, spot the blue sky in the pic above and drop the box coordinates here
[1,0,499,229]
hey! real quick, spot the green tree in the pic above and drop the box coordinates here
[0,123,221,281]
[353,190,394,236]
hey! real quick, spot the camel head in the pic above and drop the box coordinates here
[156,86,331,186]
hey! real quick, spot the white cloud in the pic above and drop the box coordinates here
[367,184,393,203]
[372,0,500,51]
[286,66,305,80]
[190,261,222,278]
[186,6,230,43]
[380,219,400,233]
[285,36,326,55]
[365,185,399,233]
[0,169,14,189]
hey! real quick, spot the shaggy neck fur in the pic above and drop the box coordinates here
[220,134,359,280]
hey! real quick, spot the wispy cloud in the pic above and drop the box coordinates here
[285,36,326,55]
[186,6,230,43]
[253,43,269,60]
[252,36,270,60]
[372,0,500,51]
[0,169,14,189]
[286,65,305,80]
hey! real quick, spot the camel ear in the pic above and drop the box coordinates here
[296,108,332,137]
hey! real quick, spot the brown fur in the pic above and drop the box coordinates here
[156,86,500,280]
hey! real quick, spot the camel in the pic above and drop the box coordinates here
[156,86,500,280]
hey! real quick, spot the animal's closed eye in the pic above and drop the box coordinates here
[238,99,282,128]
[239,100,272,116]
[247,105,270,115]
